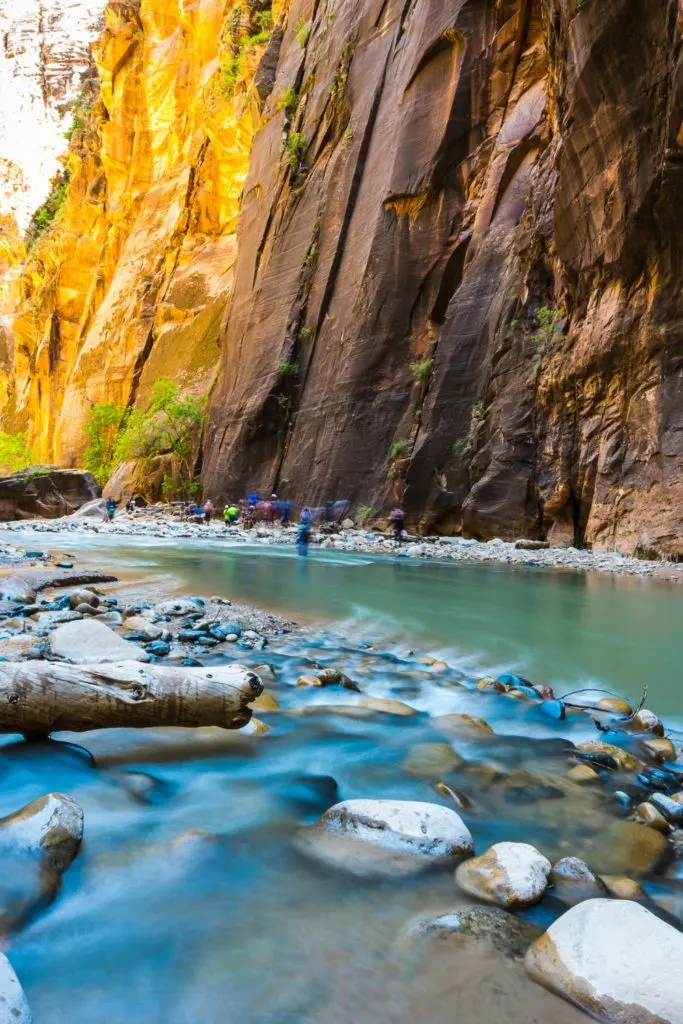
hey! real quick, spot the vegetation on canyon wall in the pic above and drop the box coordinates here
[0,432,34,476]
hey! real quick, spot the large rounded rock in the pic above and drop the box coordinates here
[49,618,149,664]
[433,713,494,738]
[0,954,32,1022]
[0,793,84,873]
[525,899,683,1023]
[590,819,672,876]
[455,842,551,908]
[298,799,473,878]
[576,740,642,773]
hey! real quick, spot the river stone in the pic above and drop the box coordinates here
[358,697,417,716]
[155,599,200,617]
[0,793,84,873]
[455,842,551,908]
[550,857,608,906]
[600,875,647,901]
[567,764,600,784]
[401,743,463,778]
[251,690,281,712]
[587,820,672,876]
[49,618,150,663]
[576,740,642,773]
[0,954,32,1023]
[122,616,163,641]
[299,799,474,878]
[69,589,100,609]
[640,736,677,763]
[635,802,671,834]
[630,709,665,735]
[399,906,535,962]
[651,792,683,824]
[433,713,494,738]
[525,899,683,1024]
[316,668,360,691]
[596,697,633,716]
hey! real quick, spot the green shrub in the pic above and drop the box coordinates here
[0,432,35,475]
[389,439,411,463]
[83,402,128,486]
[276,86,300,119]
[356,504,372,526]
[295,19,312,47]
[409,357,434,383]
[27,171,71,246]
[531,306,564,357]
[277,360,299,377]
[285,131,307,171]
[298,325,313,342]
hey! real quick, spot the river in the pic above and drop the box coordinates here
[1,530,682,1023]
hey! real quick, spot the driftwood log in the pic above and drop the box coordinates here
[0,661,263,735]
[0,569,117,602]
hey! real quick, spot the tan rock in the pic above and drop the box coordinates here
[635,802,671,834]
[358,697,417,717]
[576,740,642,773]
[456,842,551,909]
[567,764,600,784]
[596,697,633,716]
[251,690,280,713]
[401,743,462,778]
[433,714,494,739]
[640,736,676,763]
[599,875,647,902]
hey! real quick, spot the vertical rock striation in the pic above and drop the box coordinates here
[2,0,683,556]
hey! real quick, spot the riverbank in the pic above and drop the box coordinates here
[2,509,682,581]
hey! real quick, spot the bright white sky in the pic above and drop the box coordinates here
[0,0,105,230]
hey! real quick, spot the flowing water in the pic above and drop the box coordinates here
[1,530,682,1023]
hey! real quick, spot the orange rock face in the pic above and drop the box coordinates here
[2,0,683,556]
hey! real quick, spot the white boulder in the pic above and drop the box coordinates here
[298,799,473,878]
[50,619,149,663]
[455,841,551,908]
[0,954,32,1022]
[154,599,200,617]
[525,899,683,1024]
[0,793,84,872]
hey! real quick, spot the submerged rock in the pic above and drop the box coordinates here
[525,899,683,1024]
[0,793,84,873]
[0,954,32,1022]
[585,819,672,877]
[401,743,463,778]
[600,875,647,902]
[576,740,642,773]
[50,618,149,664]
[399,905,535,962]
[549,857,608,906]
[566,764,600,784]
[298,799,474,878]
[433,714,494,739]
[455,842,551,909]
[635,802,671,834]
[357,697,417,716]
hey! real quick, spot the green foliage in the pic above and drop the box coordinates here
[409,357,434,384]
[64,114,85,143]
[222,48,245,94]
[83,402,128,486]
[356,504,372,526]
[471,399,484,424]
[276,86,300,119]
[452,399,485,464]
[27,171,71,246]
[330,42,353,97]
[285,131,307,171]
[298,325,313,342]
[295,18,312,47]
[276,392,293,425]
[303,240,319,267]
[277,360,299,377]
[389,439,411,463]
[531,306,564,360]
[0,432,35,475]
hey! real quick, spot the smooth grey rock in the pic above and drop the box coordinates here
[50,619,149,664]
[0,954,32,1022]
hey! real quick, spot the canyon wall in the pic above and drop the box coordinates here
[2,0,683,556]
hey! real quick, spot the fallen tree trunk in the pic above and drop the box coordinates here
[0,661,262,735]
[0,569,117,602]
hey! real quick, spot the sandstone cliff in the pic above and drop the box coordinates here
[2,0,683,557]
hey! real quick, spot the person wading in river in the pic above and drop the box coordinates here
[389,506,406,542]
[297,509,312,556]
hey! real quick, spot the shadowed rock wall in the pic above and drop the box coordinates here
[203,0,683,557]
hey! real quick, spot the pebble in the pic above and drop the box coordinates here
[455,842,551,909]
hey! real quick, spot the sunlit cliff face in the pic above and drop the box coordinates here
[0,0,106,231]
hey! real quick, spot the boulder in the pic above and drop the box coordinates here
[49,619,150,664]
[525,899,683,1024]
[0,793,83,873]
[298,799,473,878]
[549,857,609,906]
[0,468,100,522]
[65,499,109,522]
[455,842,551,908]
[0,954,32,1022]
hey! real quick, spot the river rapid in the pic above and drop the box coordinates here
[1,530,682,1023]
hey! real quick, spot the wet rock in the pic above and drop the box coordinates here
[401,743,463,778]
[316,668,361,691]
[576,740,642,773]
[69,589,100,609]
[476,677,507,693]
[600,875,647,902]
[0,468,100,522]
[567,764,600,784]
[635,802,671,834]
[525,899,683,1024]
[596,697,633,716]
[651,792,683,824]
[155,599,200,617]
[550,857,609,906]
[298,799,474,878]
[455,842,551,909]
[0,954,32,1022]
[251,690,281,713]
[630,709,665,735]
[122,615,163,641]
[49,618,150,664]
[0,793,84,873]
[515,539,550,550]
[358,697,417,717]
[640,736,677,764]
[540,699,566,721]
[146,641,171,657]
[588,820,672,877]
[221,621,242,636]
[433,714,494,739]
[399,906,536,962]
